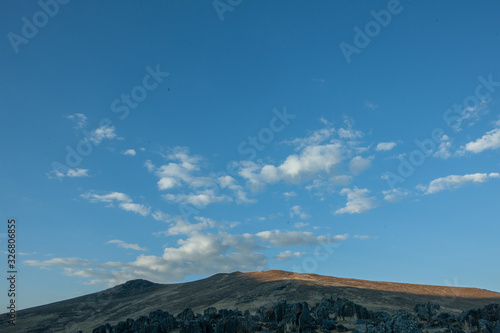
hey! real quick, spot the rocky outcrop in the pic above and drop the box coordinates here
[91,298,499,333]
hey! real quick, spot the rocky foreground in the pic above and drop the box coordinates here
[91,294,500,333]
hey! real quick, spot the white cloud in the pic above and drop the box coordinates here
[48,168,89,179]
[239,143,345,188]
[462,128,500,154]
[289,205,310,220]
[90,125,117,144]
[24,257,93,267]
[376,142,397,151]
[433,135,452,159]
[152,210,170,222]
[81,191,151,216]
[81,192,131,203]
[353,235,374,240]
[83,279,105,285]
[448,98,491,131]
[118,202,151,216]
[163,190,232,207]
[66,113,87,129]
[148,147,254,205]
[293,222,309,228]
[417,172,500,194]
[338,128,363,139]
[274,251,306,262]
[217,176,255,204]
[107,240,147,251]
[335,187,378,214]
[282,127,335,151]
[283,191,297,198]
[144,160,155,173]
[256,230,347,247]
[158,177,180,190]
[156,216,218,236]
[382,188,409,203]
[122,149,136,156]
[348,156,372,175]
[26,228,349,286]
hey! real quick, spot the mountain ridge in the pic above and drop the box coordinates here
[2,270,499,332]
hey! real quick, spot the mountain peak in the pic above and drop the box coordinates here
[119,279,156,290]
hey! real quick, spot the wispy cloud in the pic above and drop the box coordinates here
[47,168,89,179]
[417,172,500,194]
[382,188,409,203]
[375,142,397,151]
[107,240,148,251]
[81,191,151,216]
[364,101,378,110]
[66,113,87,130]
[256,230,348,247]
[274,250,306,262]
[24,257,93,267]
[122,149,136,156]
[335,187,378,214]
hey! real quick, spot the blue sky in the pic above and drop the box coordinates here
[1,0,500,310]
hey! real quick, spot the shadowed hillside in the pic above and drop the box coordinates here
[1,270,499,332]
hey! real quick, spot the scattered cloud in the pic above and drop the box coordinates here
[283,191,297,199]
[353,235,375,240]
[448,98,491,131]
[238,143,344,189]
[24,257,93,267]
[66,113,87,129]
[256,230,348,247]
[293,222,310,228]
[82,192,131,203]
[335,187,378,214]
[433,135,453,159]
[417,172,500,194]
[274,250,306,262]
[118,202,151,216]
[81,191,151,216]
[282,127,335,151]
[90,125,117,144]
[147,147,254,205]
[461,127,500,154]
[48,168,89,179]
[364,101,378,110]
[107,240,147,251]
[348,156,372,175]
[157,216,218,236]
[289,205,310,220]
[163,190,232,208]
[376,142,397,151]
[122,149,136,156]
[382,188,409,203]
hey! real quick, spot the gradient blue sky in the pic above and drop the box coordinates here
[1,0,500,310]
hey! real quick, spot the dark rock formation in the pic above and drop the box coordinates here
[178,308,196,322]
[91,296,499,333]
[414,302,440,322]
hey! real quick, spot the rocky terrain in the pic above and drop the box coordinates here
[1,270,499,332]
[91,296,500,333]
